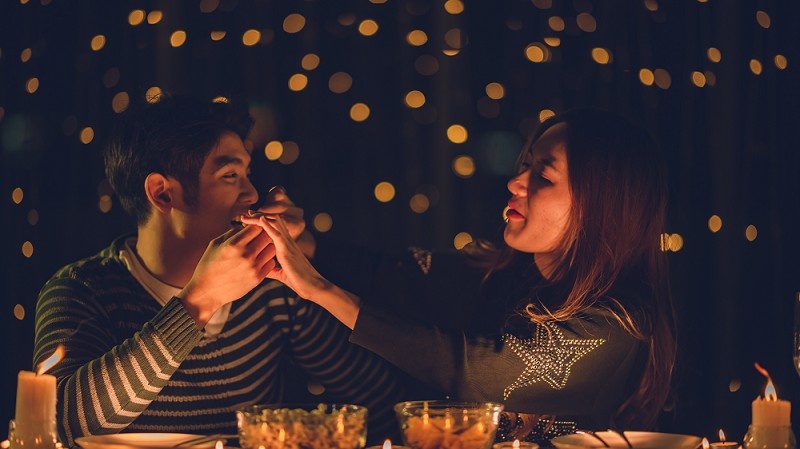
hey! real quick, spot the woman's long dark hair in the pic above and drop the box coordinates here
[474,107,676,430]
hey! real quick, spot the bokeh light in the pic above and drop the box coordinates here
[374,181,396,202]
[313,213,333,232]
[447,124,468,143]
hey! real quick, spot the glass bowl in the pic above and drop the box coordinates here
[236,403,367,449]
[394,400,504,449]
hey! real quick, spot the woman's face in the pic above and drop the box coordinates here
[504,122,572,276]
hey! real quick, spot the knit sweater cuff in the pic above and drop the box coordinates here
[150,296,203,357]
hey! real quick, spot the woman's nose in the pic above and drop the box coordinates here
[507,170,529,195]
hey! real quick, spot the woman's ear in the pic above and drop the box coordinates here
[144,173,173,213]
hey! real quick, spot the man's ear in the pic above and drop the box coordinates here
[144,173,173,213]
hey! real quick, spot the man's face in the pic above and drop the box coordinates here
[177,132,259,244]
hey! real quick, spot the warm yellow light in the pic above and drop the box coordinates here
[301,53,320,70]
[111,92,130,113]
[707,47,722,63]
[644,0,658,12]
[404,90,426,108]
[128,9,145,26]
[756,10,770,29]
[25,77,39,94]
[170,30,187,47]
[576,13,597,32]
[447,124,468,144]
[288,73,308,91]
[538,109,555,122]
[745,225,758,242]
[283,13,306,33]
[242,29,261,46]
[329,72,353,93]
[774,54,787,70]
[708,215,722,233]
[147,10,163,25]
[639,68,655,86]
[80,127,95,144]
[313,213,333,232]
[350,103,370,122]
[524,43,549,63]
[11,187,23,204]
[452,155,475,178]
[591,47,611,64]
[210,31,226,41]
[279,141,300,165]
[543,37,561,47]
[406,30,428,46]
[453,232,473,250]
[548,16,565,31]
[264,141,283,161]
[749,59,762,75]
[20,47,32,63]
[668,233,684,252]
[485,82,505,100]
[22,241,34,258]
[691,71,706,87]
[145,86,163,102]
[359,19,379,36]
[444,0,464,14]
[374,182,396,203]
[442,49,460,57]
[13,304,25,321]
[409,194,430,213]
[90,35,106,51]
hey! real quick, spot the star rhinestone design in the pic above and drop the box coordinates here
[503,322,605,399]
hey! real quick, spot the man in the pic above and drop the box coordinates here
[32,94,402,447]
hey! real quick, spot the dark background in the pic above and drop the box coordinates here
[2,0,799,443]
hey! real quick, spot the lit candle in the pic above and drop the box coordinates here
[493,439,540,449]
[709,429,737,448]
[364,439,411,449]
[11,345,64,449]
[752,365,791,427]
[747,363,793,449]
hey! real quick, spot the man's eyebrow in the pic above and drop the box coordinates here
[210,154,246,170]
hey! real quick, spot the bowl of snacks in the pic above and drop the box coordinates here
[236,403,368,449]
[394,400,504,449]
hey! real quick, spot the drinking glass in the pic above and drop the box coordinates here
[794,292,800,378]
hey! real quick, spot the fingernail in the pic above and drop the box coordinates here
[268,185,286,195]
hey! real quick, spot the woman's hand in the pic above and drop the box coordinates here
[240,213,361,329]
[254,186,316,258]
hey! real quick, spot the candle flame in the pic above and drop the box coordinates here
[701,437,709,449]
[278,428,285,442]
[382,439,392,449]
[719,429,726,442]
[754,362,778,401]
[37,344,65,375]
[214,441,223,449]
[513,439,521,449]
[764,379,777,401]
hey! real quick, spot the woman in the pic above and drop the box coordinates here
[243,107,676,442]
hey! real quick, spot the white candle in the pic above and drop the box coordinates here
[12,370,57,449]
[752,396,791,426]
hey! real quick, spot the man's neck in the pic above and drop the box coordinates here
[135,223,204,289]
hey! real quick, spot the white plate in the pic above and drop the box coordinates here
[75,433,223,449]
[550,431,702,449]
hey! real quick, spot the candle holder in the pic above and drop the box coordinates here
[742,424,796,449]
[7,418,59,449]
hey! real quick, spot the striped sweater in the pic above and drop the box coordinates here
[33,235,403,448]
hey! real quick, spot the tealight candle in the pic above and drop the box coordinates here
[365,439,411,449]
[493,440,540,449]
[709,429,737,448]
